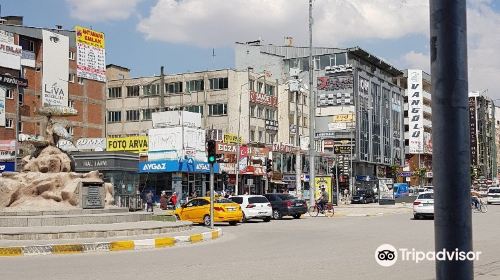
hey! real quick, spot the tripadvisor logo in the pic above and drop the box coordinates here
[375,244,482,267]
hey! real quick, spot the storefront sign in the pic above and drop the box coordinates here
[333,114,354,123]
[223,133,242,144]
[408,69,424,154]
[250,91,278,107]
[0,161,15,172]
[323,140,334,149]
[139,159,220,173]
[334,145,352,155]
[265,120,278,131]
[216,142,237,154]
[58,138,106,151]
[272,142,294,153]
[75,159,111,169]
[107,136,148,153]
[0,41,21,70]
[0,150,15,160]
[0,140,16,151]
[0,30,14,44]
[0,73,28,88]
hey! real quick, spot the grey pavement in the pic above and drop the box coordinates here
[1,206,499,280]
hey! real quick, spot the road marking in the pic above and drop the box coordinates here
[0,247,23,257]
[155,237,176,248]
[110,241,135,251]
[190,234,203,243]
[52,244,84,254]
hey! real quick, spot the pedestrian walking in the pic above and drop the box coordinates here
[159,191,168,210]
[146,190,154,212]
[170,192,178,209]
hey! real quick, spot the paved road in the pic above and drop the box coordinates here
[1,206,499,280]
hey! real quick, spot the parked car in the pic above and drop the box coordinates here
[263,193,307,219]
[174,197,242,226]
[393,183,410,198]
[487,187,500,204]
[229,195,272,222]
[351,188,377,204]
[413,191,434,219]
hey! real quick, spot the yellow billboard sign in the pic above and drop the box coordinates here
[333,114,354,123]
[76,26,105,49]
[223,133,242,144]
[314,176,332,203]
[107,136,148,153]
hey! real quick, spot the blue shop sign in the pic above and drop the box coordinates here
[139,159,220,173]
[0,162,15,172]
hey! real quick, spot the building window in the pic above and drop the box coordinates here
[69,73,76,83]
[257,82,263,93]
[269,133,275,144]
[185,105,204,115]
[265,84,275,96]
[265,109,275,120]
[5,119,14,129]
[5,89,13,99]
[18,92,23,105]
[142,108,157,120]
[166,82,183,94]
[126,85,140,97]
[19,37,35,52]
[209,77,228,90]
[249,80,255,91]
[208,103,228,116]
[250,105,255,117]
[186,79,204,92]
[68,100,75,108]
[257,107,263,118]
[69,51,75,60]
[250,130,255,142]
[126,110,140,122]
[108,87,122,99]
[107,111,122,123]
[144,84,160,96]
[78,77,84,85]
[67,126,74,135]
[258,131,263,142]
[18,121,23,132]
[303,116,308,128]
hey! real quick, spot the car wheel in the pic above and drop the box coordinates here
[263,217,271,222]
[229,221,238,226]
[292,214,301,219]
[241,213,247,223]
[203,215,211,227]
[272,209,282,220]
[487,202,491,205]
[414,214,420,220]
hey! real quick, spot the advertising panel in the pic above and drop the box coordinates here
[106,136,148,153]
[378,178,395,201]
[423,132,433,154]
[75,26,106,82]
[42,30,69,107]
[317,72,354,107]
[152,111,202,128]
[223,133,242,144]
[0,87,5,127]
[58,138,106,151]
[0,30,14,44]
[314,177,332,203]
[0,150,15,160]
[0,140,16,151]
[0,41,21,70]
[333,114,354,123]
[148,127,206,161]
[249,91,278,107]
[21,50,36,68]
[0,74,28,87]
[0,162,15,172]
[407,69,424,154]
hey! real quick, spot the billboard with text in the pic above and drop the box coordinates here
[75,26,106,82]
[42,30,69,107]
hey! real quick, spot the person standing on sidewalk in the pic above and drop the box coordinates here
[170,192,178,209]
[146,191,154,212]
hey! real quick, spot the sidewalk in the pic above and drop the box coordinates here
[334,203,412,217]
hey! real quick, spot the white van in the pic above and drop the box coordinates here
[487,187,500,204]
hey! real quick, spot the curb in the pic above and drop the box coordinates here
[0,228,222,257]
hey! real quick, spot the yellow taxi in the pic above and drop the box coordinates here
[174,197,243,226]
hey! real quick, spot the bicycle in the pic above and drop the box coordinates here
[308,202,334,217]
[471,198,488,213]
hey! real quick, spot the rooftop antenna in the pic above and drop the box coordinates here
[211,48,216,69]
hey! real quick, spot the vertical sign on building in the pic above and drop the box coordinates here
[42,30,69,107]
[0,87,5,126]
[407,69,424,154]
[469,96,478,166]
[75,26,106,82]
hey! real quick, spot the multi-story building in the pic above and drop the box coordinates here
[0,17,106,162]
[235,42,405,195]
[495,106,500,184]
[106,66,283,197]
[469,91,497,184]
[394,69,433,186]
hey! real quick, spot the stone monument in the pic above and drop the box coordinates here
[0,106,113,211]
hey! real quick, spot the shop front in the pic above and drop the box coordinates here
[138,159,220,204]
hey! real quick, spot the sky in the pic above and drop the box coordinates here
[2,0,500,98]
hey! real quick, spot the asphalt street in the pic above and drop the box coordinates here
[1,206,499,280]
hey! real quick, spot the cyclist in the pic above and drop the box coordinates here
[471,189,481,210]
[317,186,329,212]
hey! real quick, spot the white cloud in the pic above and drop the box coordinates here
[67,0,142,22]
[402,51,430,73]
[137,0,429,47]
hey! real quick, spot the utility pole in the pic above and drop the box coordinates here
[295,90,302,198]
[430,1,473,279]
[335,159,340,206]
[160,66,165,111]
[209,163,214,229]
[308,0,315,207]
[14,66,24,172]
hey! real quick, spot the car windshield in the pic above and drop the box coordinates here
[418,193,434,200]
[488,189,500,194]
[215,198,234,204]
[248,196,269,203]
[229,197,243,204]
